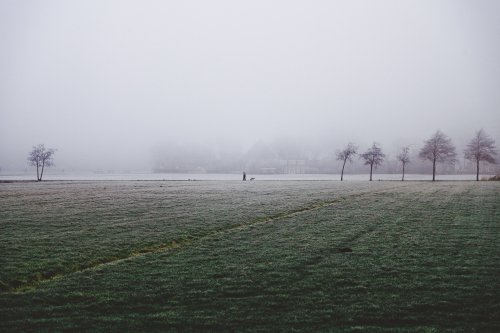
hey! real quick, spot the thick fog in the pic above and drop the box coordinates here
[1,0,499,173]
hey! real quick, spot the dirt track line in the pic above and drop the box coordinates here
[11,184,412,293]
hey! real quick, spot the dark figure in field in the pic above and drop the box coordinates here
[243,172,246,181]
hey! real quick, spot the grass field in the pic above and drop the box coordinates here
[1,180,499,332]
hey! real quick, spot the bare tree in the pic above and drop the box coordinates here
[397,146,411,181]
[336,143,358,181]
[464,129,497,181]
[27,144,56,181]
[360,142,385,181]
[419,130,456,181]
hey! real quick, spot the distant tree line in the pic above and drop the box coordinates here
[150,129,497,181]
[26,129,497,181]
[334,129,497,181]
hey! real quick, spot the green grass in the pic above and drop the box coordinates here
[1,180,499,332]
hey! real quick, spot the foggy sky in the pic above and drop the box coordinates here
[1,0,499,171]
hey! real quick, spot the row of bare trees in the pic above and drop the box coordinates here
[336,129,497,181]
[27,129,496,181]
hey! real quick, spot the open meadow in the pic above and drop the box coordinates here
[1,180,499,332]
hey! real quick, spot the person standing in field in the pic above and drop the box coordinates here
[243,171,246,181]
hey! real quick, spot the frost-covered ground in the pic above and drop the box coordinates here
[0,172,487,181]
[1,181,499,332]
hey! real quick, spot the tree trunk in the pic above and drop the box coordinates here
[36,160,40,181]
[402,163,405,181]
[476,159,480,181]
[341,159,347,181]
[40,160,45,181]
[369,163,373,181]
[432,158,436,181]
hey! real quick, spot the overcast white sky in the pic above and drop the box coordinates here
[1,0,499,170]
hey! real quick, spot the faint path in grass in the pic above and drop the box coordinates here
[12,183,416,293]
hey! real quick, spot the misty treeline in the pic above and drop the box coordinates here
[151,129,498,180]
[17,130,497,181]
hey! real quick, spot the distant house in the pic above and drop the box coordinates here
[259,167,278,174]
[280,159,307,174]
